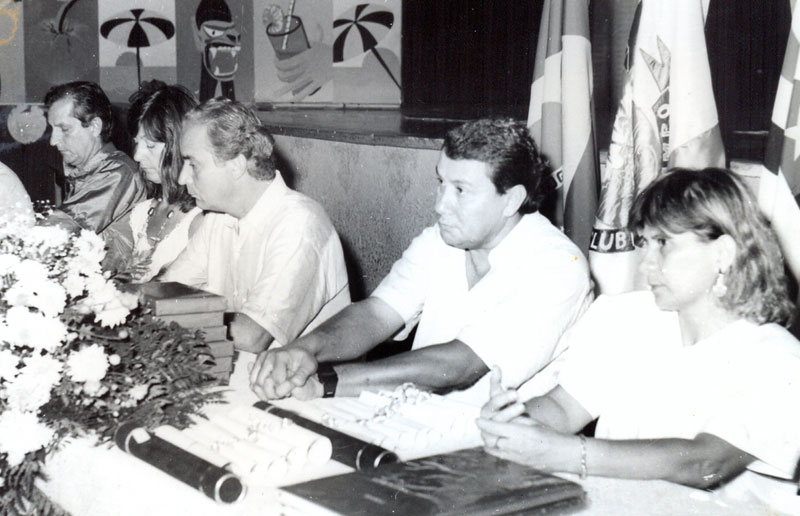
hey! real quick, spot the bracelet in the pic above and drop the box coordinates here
[316,362,338,398]
[578,435,588,480]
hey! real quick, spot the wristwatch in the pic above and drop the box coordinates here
[316,362,338,398]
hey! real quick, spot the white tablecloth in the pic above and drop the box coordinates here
[37,437,778,516]
[37,353,788,516]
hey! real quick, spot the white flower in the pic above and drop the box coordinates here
[25,225,71,249]
[0,254,21,275]
[0,348,20,382]
[79,275,137,327]
[6,354,62,412]
[71,231,105,269]
[128,384,149,401]
[5,276,66,317]
[82,380,108,397]
[0,409,55,467]
[63,232,106,283]
[0,306,67,353]
[66,344,109,383]
[94,304,131,328]
[15,259,50,282]
[108,354,121,366]
[62,269,87,298]
[82,274,120,305]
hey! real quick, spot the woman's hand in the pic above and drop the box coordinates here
[478,366,582,473]
[481,367,527,423]
[127,258,153,281]
[111,248,153,283]
[479,367,533,448]
[477,415,581,473]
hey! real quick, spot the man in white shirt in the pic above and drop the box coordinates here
[249,118,592,405]
[163,98,350,354]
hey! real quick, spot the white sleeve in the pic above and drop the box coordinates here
[372,226,441,327]
[160,214,211,288]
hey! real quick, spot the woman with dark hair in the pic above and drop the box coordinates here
[478,168,800,512]
[104,81,202,282]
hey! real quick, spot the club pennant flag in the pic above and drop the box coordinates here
[589,0,725,295]
[527,0,599,258]
[758,0,800,278]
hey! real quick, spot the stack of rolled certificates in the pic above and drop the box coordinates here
[155,406,334,487]
[274,385,483,460]
[145,386,482,493]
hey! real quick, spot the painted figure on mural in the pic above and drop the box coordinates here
[192,0,241,101]
[258,0,401,103]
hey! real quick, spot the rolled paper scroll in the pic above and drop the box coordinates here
[183,422,289,482]
[326,398,427,451]
[210,414,305,466]
[255,401,398,471]
[228,406,333,466]
[114,421,245,504]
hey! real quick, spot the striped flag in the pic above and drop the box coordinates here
[527,0,599,258]
[589,0,725,294]
[759,0,800,279]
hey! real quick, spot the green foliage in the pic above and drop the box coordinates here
[0,307,224,516]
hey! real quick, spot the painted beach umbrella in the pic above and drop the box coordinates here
[100,9,175,85]
[333,3,399,89]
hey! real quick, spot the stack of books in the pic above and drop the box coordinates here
[138,282,234,383]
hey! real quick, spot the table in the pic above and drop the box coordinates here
[37,353,790,516]
[37,438,779,516]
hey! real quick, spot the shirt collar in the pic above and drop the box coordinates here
[486,212,540,266]
[233,170,288,231]
[64,142,117,180]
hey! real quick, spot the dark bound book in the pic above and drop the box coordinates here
[158,311,225,328]
[204,355,233,374]
[206,339,234,358]
[139,281,227,316]
[201,325,229,342]
[279,447,585,516]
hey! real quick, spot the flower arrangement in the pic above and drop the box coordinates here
[0,214,222,515]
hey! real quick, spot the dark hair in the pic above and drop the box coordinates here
[442,118,552,214]
[128,80,197,212]
[44,81,114,143]
[631,167,794,326]
[183,97,276,181]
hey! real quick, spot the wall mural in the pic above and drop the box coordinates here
[193,0,241,101]
[3,0,397,105]
[23,0,100,102]
[0,0,24,103]
[254,0,400,105]
[175,0,252,103]
[98,0,177,102]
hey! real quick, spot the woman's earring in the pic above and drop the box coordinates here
[712,270,727,298]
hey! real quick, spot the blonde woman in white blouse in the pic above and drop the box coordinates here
[478,168,800,513]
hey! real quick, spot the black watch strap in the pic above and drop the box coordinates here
[317,362,338,398]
